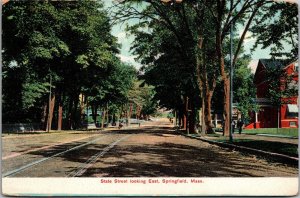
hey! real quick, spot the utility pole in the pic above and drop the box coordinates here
[229,22,233,143]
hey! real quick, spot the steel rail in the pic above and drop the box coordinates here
[69,134,132,177]
[2,134,111,177]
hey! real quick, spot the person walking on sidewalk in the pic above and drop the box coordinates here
[237,119,244,134]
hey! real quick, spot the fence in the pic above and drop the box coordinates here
[2,123,43,133]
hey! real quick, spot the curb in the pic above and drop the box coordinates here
[255,133,298,139]
[177,131,298,166]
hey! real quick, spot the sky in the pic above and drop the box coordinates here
[104,1,142,69]
[104,0,297,72]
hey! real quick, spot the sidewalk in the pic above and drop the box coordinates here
[178,129,298,166]
[204,132,298,145]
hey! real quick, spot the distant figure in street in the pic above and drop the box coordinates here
[118,120,123,129]
[167,113,174,123]
[237,119,244,134]
[231,120,236,134]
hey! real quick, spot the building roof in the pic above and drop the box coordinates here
[259,59,287,70]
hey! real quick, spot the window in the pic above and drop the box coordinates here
[289,121,297,127]
[287,80,298,90]
[286,104,299,118]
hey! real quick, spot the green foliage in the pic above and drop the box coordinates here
[124,2,201,114]
[128,80,158,116]
[251,2,298,60]
[2,1,135,126]
[22,82,50,109]
[233,58,257,120]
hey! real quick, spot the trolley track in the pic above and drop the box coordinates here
[69,135,131,177]
[2,133,131,177]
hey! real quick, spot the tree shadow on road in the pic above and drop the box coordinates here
[81,142,296,177]
[18,126,298,177]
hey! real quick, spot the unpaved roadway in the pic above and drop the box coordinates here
[2,119,298,177]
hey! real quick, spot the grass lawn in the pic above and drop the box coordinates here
[217,139,298,157]
[243,128,298,138]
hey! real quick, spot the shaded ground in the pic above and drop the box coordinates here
[225,139,297,157]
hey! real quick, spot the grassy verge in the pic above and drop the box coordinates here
[216,139,298,157]
[243,128,298,137]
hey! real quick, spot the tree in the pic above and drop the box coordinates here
[2,1,70,124]
[128,80,158,119]
[233,57,257,122]
[113,0,218,133]
[86,61,136,126]
[2,1,134,131]
[128,12,202,132]
[250,2,298,60]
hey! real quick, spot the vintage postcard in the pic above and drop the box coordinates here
[1,0,298,196]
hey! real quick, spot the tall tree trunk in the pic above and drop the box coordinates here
[41,102,48,130]
[128,103,132,126]
[204,91,215,133]
[72,94,80,129]
[178,109,183,128]
[101,107,106,128]
[223,77,230,136]
[58,103,63,131]
[56,87,64,131]
[196,35,216,134]
[92,104,98,125]
[112,114,116,124]
[125,106,129,126]
[188,101,196,134]
[106,103,109,126]
[183,97,188,131]
[174,111,177,127]
[216,4,230,136]
[80,94,85,123]
[201,99,206,133]
[47,94,56,131]
[67,96,74,130]
[57,91,63,131]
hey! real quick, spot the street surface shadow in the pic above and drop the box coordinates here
[20,125,298,177]
[80,142,282,177]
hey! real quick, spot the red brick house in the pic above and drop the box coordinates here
[246,59,298,129]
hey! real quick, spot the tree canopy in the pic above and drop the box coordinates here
[2,1,137,129]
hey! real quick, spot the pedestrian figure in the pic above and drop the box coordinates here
[237,119,244,134]
[231,120,236,134]
[118,120,123,129]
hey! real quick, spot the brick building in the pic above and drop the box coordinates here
[246,59,298,129]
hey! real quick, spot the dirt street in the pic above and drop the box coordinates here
[2,119,298,177]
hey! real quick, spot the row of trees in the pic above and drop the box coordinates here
[2,1,157,130]
[112,0,298,134]
[2,1,297,133]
